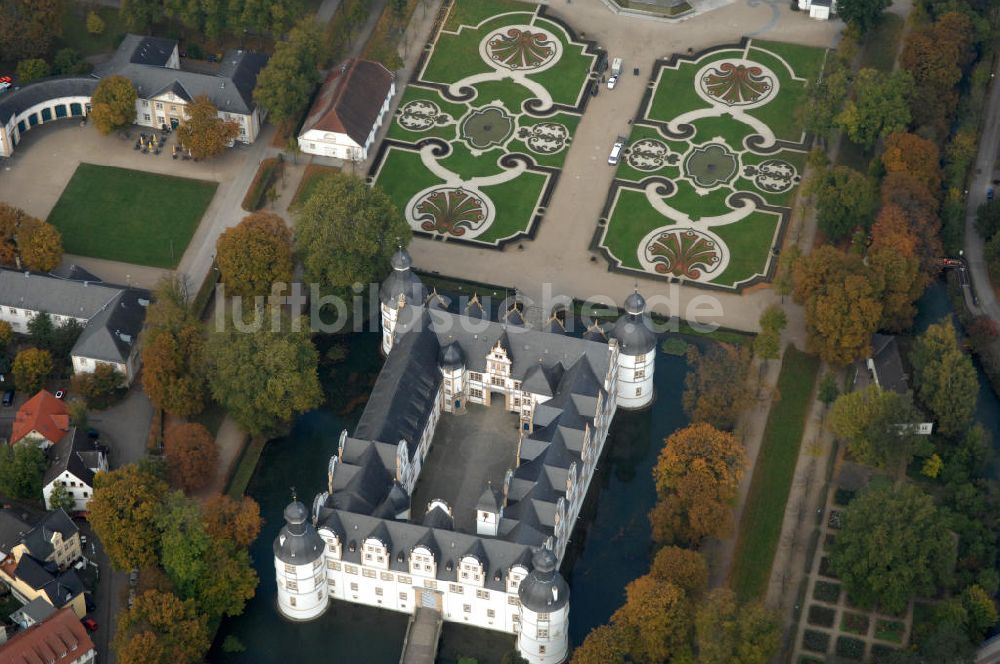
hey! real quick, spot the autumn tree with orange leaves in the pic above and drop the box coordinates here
[114,589,210,664]
[177,96,240,160]
[793,245,883,366]
[649,423,746,547]
[868,205,930,331]
[882,133,942,193]
[163,423,218,492]
[0,203,64,271]
[215,211,294,299]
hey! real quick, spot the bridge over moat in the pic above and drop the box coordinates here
[399,607,443,664]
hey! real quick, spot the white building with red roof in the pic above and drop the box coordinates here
[297,59,395,162]
[0,606,95,664]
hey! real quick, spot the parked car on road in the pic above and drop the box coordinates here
[55,390,65,399]
[82,618,98,632]
[608,137,625,165]
[0,76,11,92]
[2,390,14,407]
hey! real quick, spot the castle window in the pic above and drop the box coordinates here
[470,372,482,381]
[463,604,471,613]
[450,584,463,594]
[538,629,549,638]
[635,353,646,362]
[351,582,359,592]
[539,646,546,655]
[380,572,393,581]
[470,388,483,399]
[635,369,645,379]
[284,564,295,574]
[635,387,642,396]
[508,596,520,606]
[286,579,298,591]
[375,587,384,596]
[398,574,412,584]
[328,560,340,570]
[290,597,297,607]
[317,589,324,600]
[400,592,408,601]
[492,376,503,387]
[487,609,495,618]
[476,590,490,600]
[363,569,376,579]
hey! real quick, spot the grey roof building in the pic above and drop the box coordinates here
[278,249,650,661]
[0,268,150,384]
[94,34,268,116]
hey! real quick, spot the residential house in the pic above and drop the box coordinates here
[0,553,86,618]
[298,59,395,161]
[11,510,82,571]
[0,606,95,663]
[10,597,56,629]
[42,430,107,513]
[0,268,150,385]
[10,391,70,449]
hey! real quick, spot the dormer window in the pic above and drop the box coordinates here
[460,557,483,585]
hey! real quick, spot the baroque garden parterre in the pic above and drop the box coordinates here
[370,1,598,246]
[594,39,827,291]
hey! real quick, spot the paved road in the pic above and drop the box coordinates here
[963,54,1000,320]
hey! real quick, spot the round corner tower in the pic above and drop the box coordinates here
[516,547,570,664]
[379,247,427,355]
[610,289,656,409]
[274,500,328,621]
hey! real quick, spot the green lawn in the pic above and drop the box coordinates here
[444,0,536,30]
[730,346,821,602]
[711,212,780,287]
[47,164,217,268]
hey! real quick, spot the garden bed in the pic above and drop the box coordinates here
[813,580,841,603]
[840,612,870,636]
[802,629,830,654]
[242,158,284,211]
[875,619,905,643]
[835,636,866,661]
[807,605,836,628]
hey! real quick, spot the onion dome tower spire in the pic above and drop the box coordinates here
[609,286,656,409]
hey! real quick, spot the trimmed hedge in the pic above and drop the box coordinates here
[241,157,283,211]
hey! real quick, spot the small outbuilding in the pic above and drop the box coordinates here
[297,59,395,162]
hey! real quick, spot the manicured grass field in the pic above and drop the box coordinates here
[730,345,821,601]
[47,163,217,268]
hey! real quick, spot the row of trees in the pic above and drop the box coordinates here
[251,17,324,127]
[573,424,777,663]
[88,462,261,663]
[120,0,304,37]
[794,131,946,365]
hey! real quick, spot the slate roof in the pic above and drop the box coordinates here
[314,507,533,593]
[355,317,442,454]
[869,334,909,394]
[10,597,56,627]
[0,76,98,125]
[20,510,77,562]
[71,288,149,364]
[94,34,268,115]
[11,391,70,446]
[43,428,105,488]
[0,606,94,663]
[12,555,84,608]
[0,511,32,557]
[274,501,325,566]
[0,269,123,320]
[300,59,394,145]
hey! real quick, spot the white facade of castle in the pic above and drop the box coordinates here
[276,250,657,663]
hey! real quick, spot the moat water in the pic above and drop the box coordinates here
[209,279,1000,662]
[210,326,691,663]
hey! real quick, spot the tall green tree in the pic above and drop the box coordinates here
[0,442,46,500]
[811,165,878,240]
[831,482,956,613]
[830,384,925,468]
[252,17,323,125]
[205,311,322,435]
[911,321,978,437]
[835,68,913,150]
[120,0,162,31]
[15,58,50,83]
[836,0,892,34]
[13,348,52,394]
[294,173,411,295]
[802,59,850,141]
[47,482,76,511]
